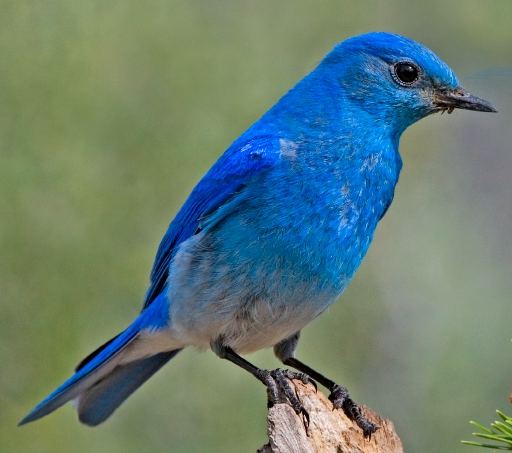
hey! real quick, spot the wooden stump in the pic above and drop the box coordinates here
[257,380,404,453]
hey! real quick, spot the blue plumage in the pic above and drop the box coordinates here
[20,32,495,435]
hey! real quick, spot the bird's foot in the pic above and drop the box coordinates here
[280,369,317,392]
[328,383,379,438]
[256,368,316,427]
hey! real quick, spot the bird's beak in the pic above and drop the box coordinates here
[433,87,497,113]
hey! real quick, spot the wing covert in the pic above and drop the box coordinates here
[142,135,281,309]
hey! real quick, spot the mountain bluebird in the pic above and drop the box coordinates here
[20,32,496,437]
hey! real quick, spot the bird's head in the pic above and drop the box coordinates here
[319,32,496,133]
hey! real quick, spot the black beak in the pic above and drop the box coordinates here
[433,87,497,113]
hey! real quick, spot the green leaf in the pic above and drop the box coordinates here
[470,421,494,434]
[498,411,512,423]
[493,422,512,437]
[473,433,512,445]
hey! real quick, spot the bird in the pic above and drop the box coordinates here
[19,32,496,437]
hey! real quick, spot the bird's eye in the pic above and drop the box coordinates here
[393,62,420,86]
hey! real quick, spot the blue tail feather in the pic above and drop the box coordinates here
[19,327,138,425]
[77,350,180,426]
[19,292,174,426]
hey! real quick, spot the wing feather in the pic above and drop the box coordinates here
[143,135,280,309]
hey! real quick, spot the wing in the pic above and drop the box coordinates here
[142,135,281,309]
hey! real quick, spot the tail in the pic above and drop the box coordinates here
[19,292,182,427]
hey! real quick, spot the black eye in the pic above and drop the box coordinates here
[393,62,420,86]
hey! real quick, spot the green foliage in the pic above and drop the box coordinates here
[463,411,512,450]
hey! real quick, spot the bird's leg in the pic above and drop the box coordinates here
[211,340,312,426]
[275,332,379,438]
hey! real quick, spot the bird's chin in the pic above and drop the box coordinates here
[432,87,497,114]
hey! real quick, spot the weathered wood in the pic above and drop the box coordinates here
[257,380,404,453]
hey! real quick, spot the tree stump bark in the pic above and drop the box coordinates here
[257,380,404,453]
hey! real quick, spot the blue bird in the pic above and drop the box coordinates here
[19,32,496,437]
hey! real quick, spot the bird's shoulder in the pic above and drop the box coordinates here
[142,133,283,308]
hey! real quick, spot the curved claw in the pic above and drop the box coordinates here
[261,369,310,429]
[328,384,379,439]
[300,405,310,429]
[280,370,312,429]
[361,419,379,439]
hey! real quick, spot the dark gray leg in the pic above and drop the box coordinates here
[274,332,379,438]
[211,338,313,426]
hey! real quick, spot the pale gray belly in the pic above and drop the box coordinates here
[165,233,339,354]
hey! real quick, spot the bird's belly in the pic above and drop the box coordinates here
[166,232,339,353]
[172,291,334,354]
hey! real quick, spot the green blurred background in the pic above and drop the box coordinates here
[1,1,512,452]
